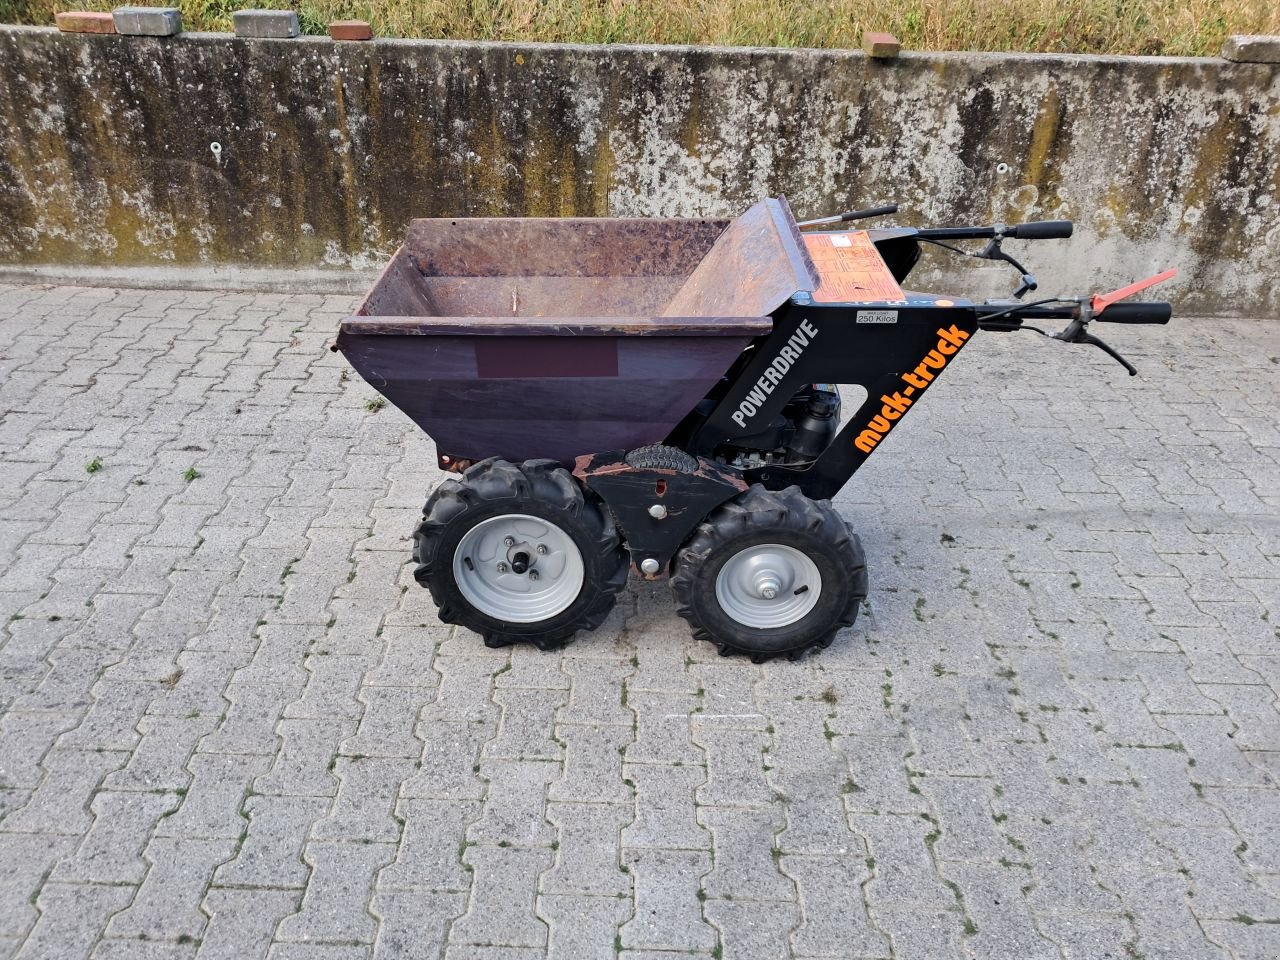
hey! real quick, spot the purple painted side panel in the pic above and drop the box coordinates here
[339,332,753,464]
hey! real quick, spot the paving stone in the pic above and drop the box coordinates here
[1162,825,1280,918]
[939,860,1062,959]
[468,759,559,846]
[276,840,398,944]
[199,887,300,960]
[154,751,269,839]
[107,836,236,940]
[621,762,710,851]
[698,806,791,901]
[1035,911,1139,960]
[213,793,331,888]
[917,775,1006,862]
[450,845,554,948]
[624,690,702,765]
[556,658,633,727]
[377,798,478,891]
[541,801,631,897]
[17,881,136,960]
[0,833,78,938]
[868,907,960,958]
[362,625,443,689]
[112,6,182,35]
[443,948,542,960]
[253,717,352,797]
[102,713,216,793]
[198,681,298,755]
[423,656,503,723]
[1157,714,1272,786]
[0,710,83,785]
[283,654,373,720]
[6,747,127,834]
[484,687,567,761]
[539,893,630,960]
[691,727,772,808]
[311,756,414,842]
[687,663,765,731]
[703,898,799,960]
[1198,918,1280,960]
[548,723,631,803]
[52,790,178,883]
[401,720,490,800]
[783,854,888,958]
[836,734,930,815]
[493,644,567,691]
[619,848,716,952]
[370,889,463,959]
[1118,745,1227,826]
[852,812,956,909]
[1121,872,1233,959]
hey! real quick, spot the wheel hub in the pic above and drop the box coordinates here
[454,514,585,623]
[715,544,822,629]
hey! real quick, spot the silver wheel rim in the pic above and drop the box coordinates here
[715,543,822,629]
[453,514,585,623]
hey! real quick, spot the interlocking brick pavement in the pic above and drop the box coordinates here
[0,282,1277,959]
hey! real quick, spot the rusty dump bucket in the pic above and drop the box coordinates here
[335,198,818,464]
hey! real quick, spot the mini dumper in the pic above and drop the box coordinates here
[334,198,1173,660]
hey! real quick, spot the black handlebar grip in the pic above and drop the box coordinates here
[1096,301,1173,324]
[840,204,900,222]
[1007,220,1074,240]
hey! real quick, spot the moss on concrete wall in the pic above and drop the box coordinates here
[1,26,1277,314]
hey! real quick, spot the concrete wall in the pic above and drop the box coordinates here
[1,25,1277,315]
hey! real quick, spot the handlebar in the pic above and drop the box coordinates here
[977,297,1173,377]
[916,220,1075,242]
[796,204,900,229]
[1096,301,1172,324]
[1006,220,1073,240]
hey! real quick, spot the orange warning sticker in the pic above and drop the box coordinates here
[803,231,905,304]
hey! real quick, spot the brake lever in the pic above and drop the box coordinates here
[1078,331,1137,376]
[1053,316,1137,376]
[978,238,1037,299]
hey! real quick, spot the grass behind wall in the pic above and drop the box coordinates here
[2,0,1276,56]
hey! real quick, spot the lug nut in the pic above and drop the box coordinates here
[536,544,548,555]
[756,575,782,600]
[504,536,515,547]
[496,562,508,573]
[529,570,540,581]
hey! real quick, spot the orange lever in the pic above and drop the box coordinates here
[1092,268,1177,315]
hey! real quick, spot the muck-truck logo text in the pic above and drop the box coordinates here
[855,324,971,454]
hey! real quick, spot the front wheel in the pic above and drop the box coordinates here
[671,485,867,661]
[413,458,629,648]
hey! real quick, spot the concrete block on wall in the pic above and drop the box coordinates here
[1221,35,1280,63]
[55,11,117,34]
[862,32,901,59]
[233,10,301,39]
[112,7,182,36]
[329,20,373,41]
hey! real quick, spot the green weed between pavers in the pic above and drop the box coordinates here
[1,0,1274,56]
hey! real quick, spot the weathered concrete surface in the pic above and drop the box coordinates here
[0,26,1278,316]
[0,282,1278,958]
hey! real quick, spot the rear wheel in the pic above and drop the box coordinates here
[671,485,866,661]
[414,458,629,648]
